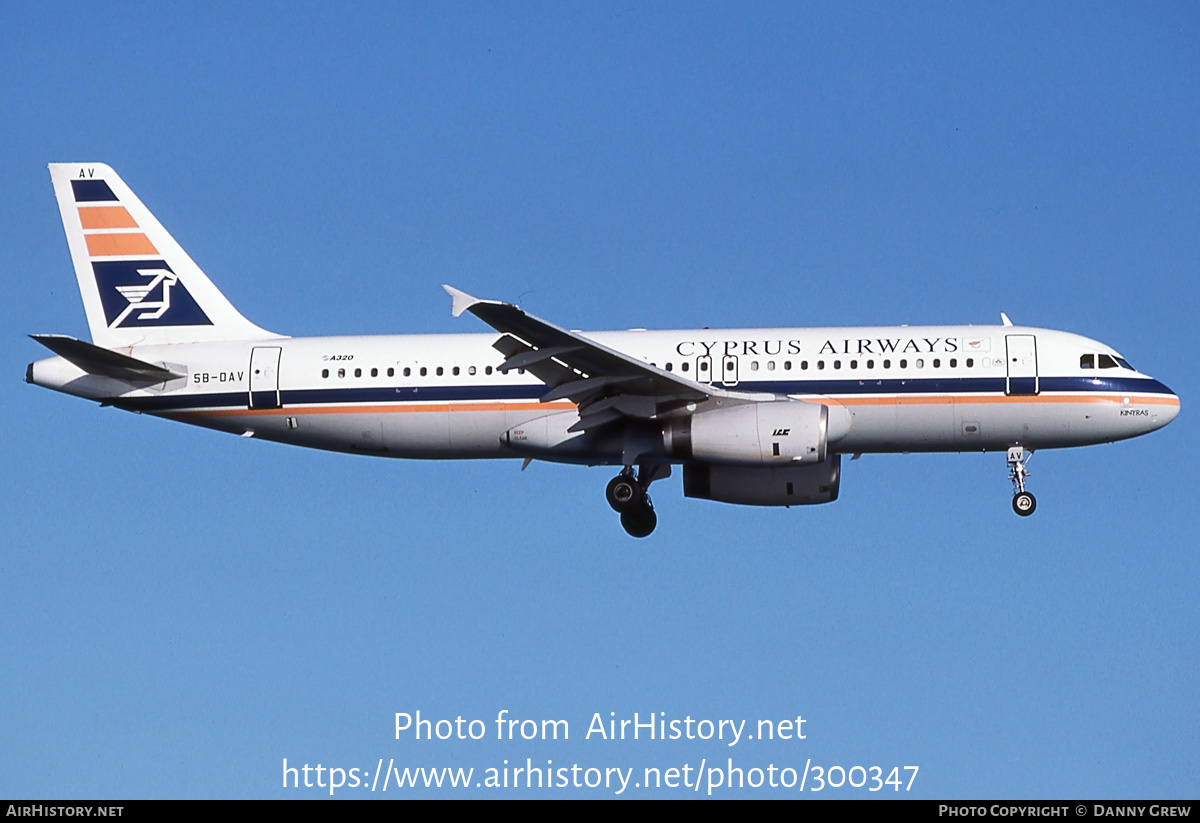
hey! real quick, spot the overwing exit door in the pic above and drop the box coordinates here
[721,355,739,386]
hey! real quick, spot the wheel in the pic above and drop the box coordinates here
[1012,491,1036,516]
[620,504,657,538]
[606,474,643,513]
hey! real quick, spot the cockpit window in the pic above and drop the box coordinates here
[1115,357,1135,371]
[1080,354,1094,369]
[1098,354,1119,369]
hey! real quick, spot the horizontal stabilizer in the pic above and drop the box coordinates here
[31,334,183,382]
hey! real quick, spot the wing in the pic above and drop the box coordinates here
[444,286,729,432]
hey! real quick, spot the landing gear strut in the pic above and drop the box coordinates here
[1007,446,1036,516]
[607,465,663,537]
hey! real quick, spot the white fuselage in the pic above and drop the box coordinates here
[29,323,1180,463]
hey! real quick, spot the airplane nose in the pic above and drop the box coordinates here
[1154,383,1180,429]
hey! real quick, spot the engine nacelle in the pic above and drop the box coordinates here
[683,455,841,506]
[665,400,834,466]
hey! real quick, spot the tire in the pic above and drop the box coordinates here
[1012,491,1037,516]
[606,475,643,513]
[620,505,657,538]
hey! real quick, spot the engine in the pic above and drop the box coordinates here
[502,400,851,478]
[683,455,841,506]
[664,399,840,465]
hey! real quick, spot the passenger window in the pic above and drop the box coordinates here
[403,367,411,377]
[900,359,908,369]
[321,368,329,378]
[338,368,345,378]
[453,366,460,376]
[750,361,759,371]
[665,362,673,372]
[767,361,775,371]
[833,360,841,370]
[387,367,394,377]
[784,361,791,370]
[420,367,427,377]
[681,362,689,372]
[949,358,957,368]
[966,358,974,368]
[850,360,857,369]
[883,359,891,369]
[486,366,493,375]
[371,367,378,377]
[818,360,825,370]
[354,368,362,378]
[469,366,476,375]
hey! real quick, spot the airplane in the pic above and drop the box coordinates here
[27,164,1180,537]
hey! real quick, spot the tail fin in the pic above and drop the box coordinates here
[49,163,281,348]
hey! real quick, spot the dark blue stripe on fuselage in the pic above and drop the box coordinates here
[114,374,1175,414]
[708,375,1171,397]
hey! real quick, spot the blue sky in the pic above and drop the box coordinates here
[2,2,1197,798]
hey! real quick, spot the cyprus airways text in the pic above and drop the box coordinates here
[674,336,961,357]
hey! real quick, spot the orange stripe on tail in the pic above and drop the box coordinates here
[84,232,158,257]
[78,206,138,230]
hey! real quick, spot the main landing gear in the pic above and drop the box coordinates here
[606,467,660,538]
[1007,446,1036,516]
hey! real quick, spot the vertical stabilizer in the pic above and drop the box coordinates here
[49,163,282,347]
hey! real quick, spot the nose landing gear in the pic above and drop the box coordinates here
[1007,446,1036,516]
[606,465,664,537]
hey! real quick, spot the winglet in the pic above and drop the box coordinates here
[1000,312,1014,327]
[442,285,480,318]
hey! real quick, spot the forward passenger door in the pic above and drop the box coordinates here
[1005,335,1038,395]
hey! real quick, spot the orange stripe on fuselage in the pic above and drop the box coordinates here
[84,232,158,257]
[78,205,138,229]
[161,393,1179,421]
